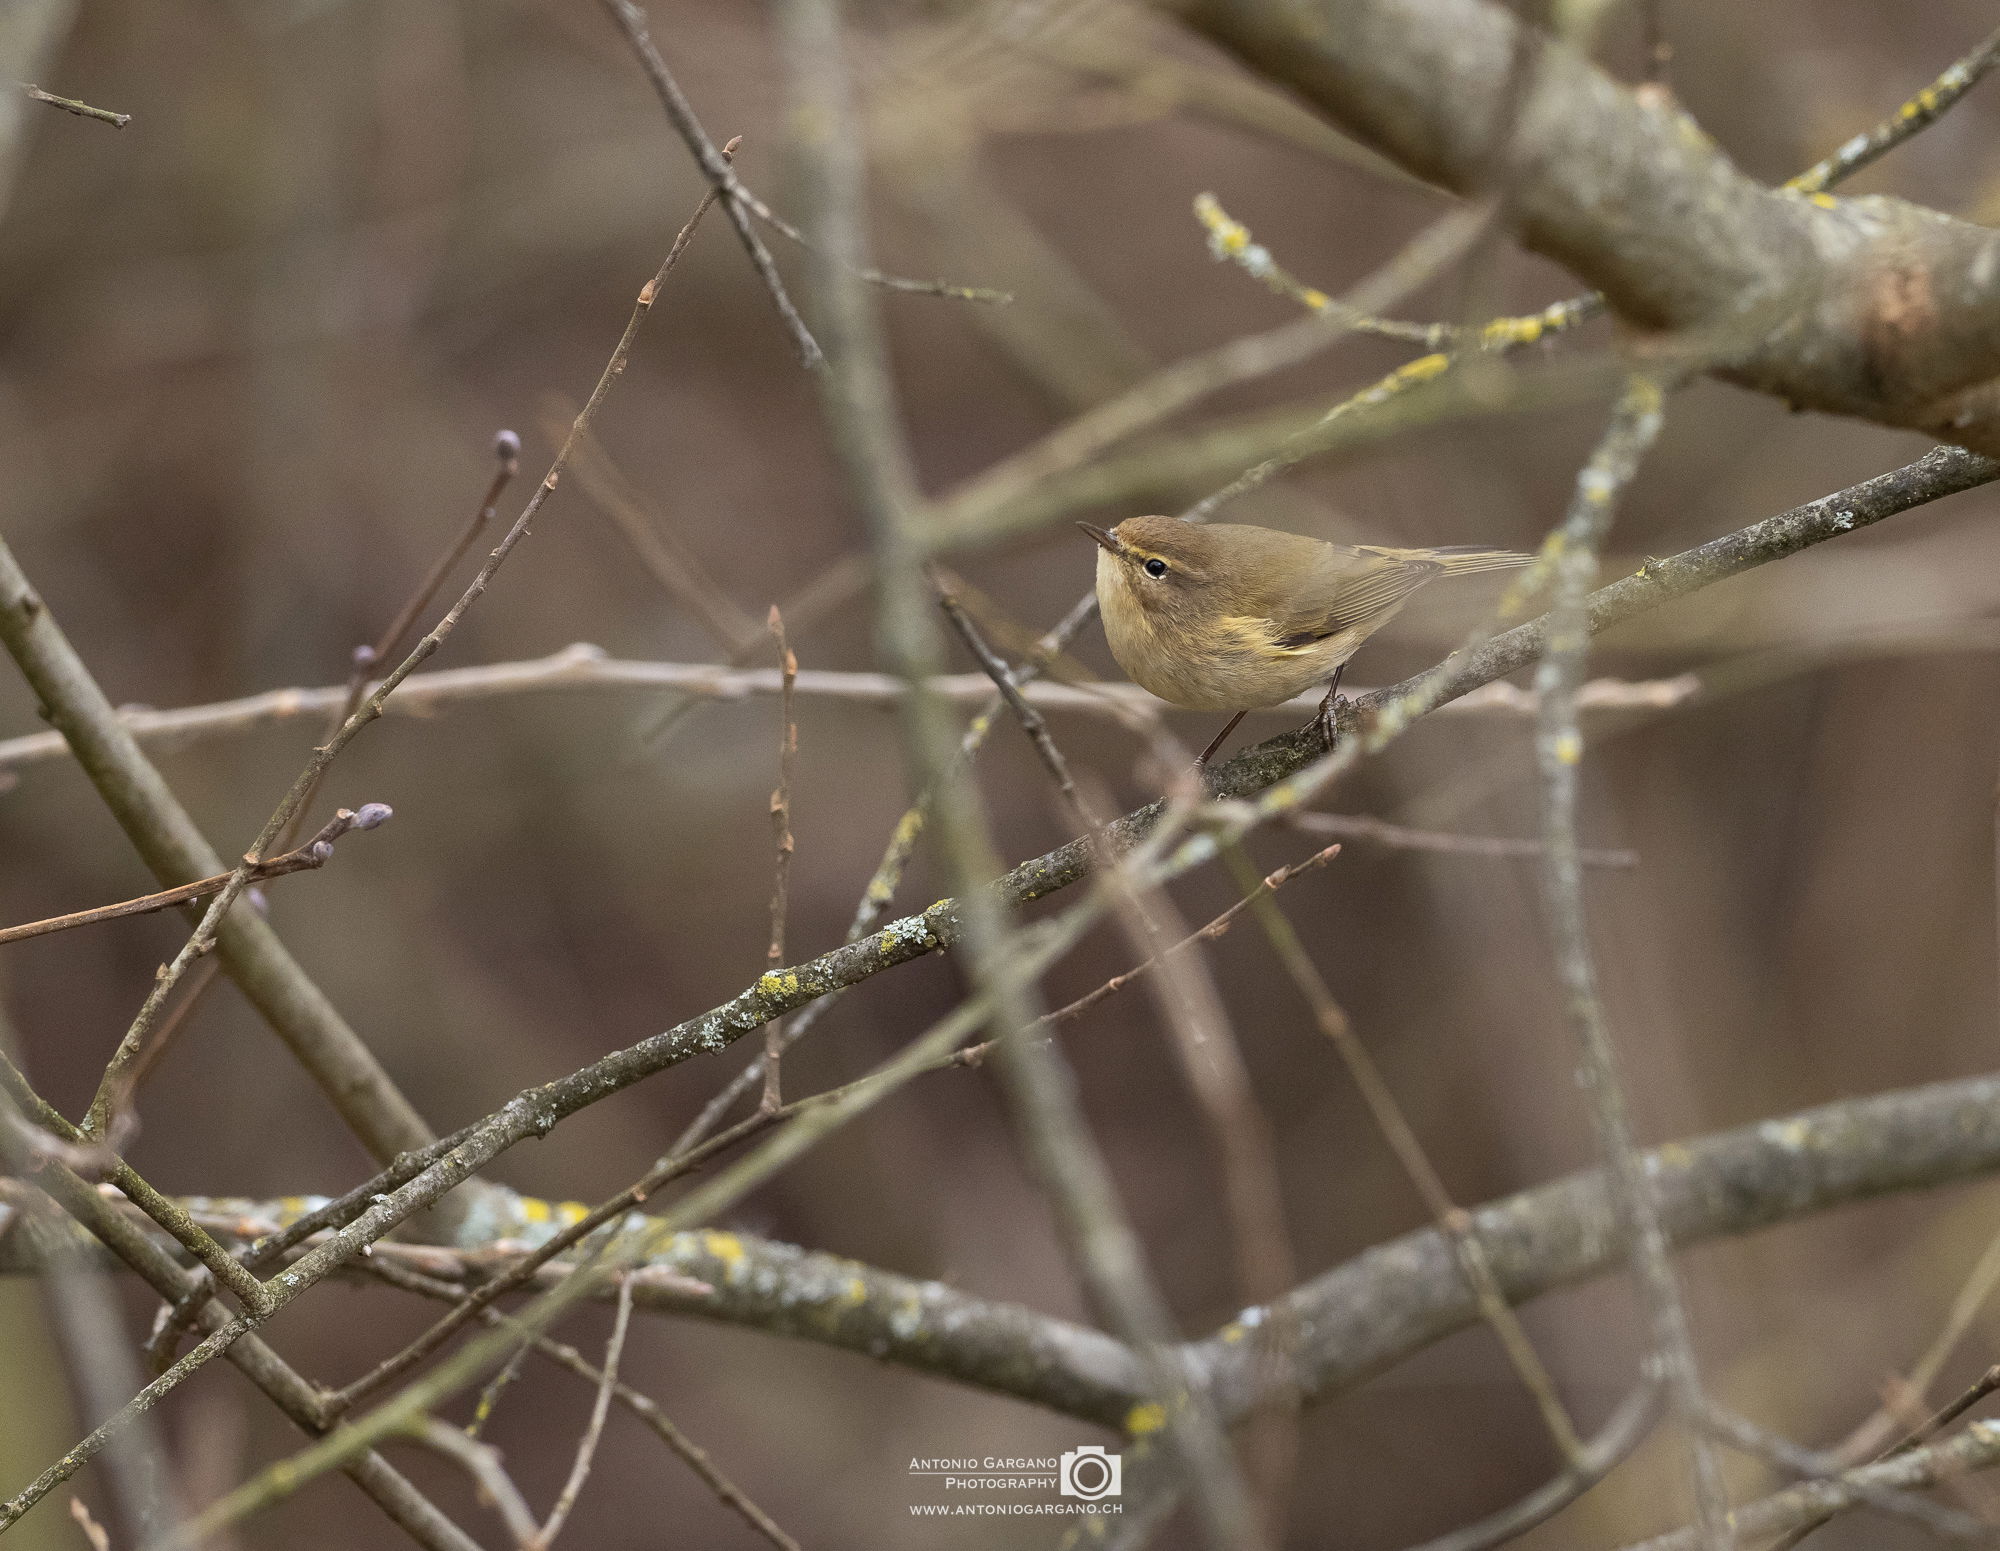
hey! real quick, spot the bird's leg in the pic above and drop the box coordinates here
[1312,663,1348,750]
[1195,710,1248,769]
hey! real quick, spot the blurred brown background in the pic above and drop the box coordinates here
[5,0,2000,1546]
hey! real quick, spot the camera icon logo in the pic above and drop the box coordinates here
[1059,1445,1123,1500]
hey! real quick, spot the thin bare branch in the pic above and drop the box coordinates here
[406,1420,540,1549]
[1620,1420,2000,1551]
[729,177,1011,304]
[71,113,729,1145]
[1286,809,1637,867]
[0,806,391,950]
[1396,1379,1661,1551]
[936,587,1094,823]
[993,842,1341,1044]
[0,652,1694,776]
[1700,1405,1986,1541]
[549,407,763,656]
[271,431,521,858]
[1532,377,1727,1539]
[530,1276,633,1548]
[367,1259,803,1551]
[594,0,820,366]
[761,608,798,1113]
[1224,844,1585,1464]
[1774,1363,2000,1550]
[1787,23,2000,194]
[21,83,127,126]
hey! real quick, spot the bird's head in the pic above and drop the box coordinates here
[1076,516,1223,625]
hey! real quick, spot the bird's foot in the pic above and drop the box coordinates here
[1312,693,1349,751]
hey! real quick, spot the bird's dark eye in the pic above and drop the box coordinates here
[1143,557,1168,578]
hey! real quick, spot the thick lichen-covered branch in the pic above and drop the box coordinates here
[13,1072,2000,1444]
[1183,0,2000,453]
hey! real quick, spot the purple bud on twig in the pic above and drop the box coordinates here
[493,429,521,464]
[349,802,393,831]
[352,644,377,669]
[309,841,335,865]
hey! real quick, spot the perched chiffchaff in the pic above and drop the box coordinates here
[1079,515,1532,763]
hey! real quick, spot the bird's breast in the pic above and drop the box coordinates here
[1097,573,1356,711]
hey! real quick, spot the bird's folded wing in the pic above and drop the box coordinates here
[1268,546,1441,648]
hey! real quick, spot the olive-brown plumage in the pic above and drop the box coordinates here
[1080,515,1530,758]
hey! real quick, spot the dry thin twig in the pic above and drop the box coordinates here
[730,177,1011,304]
[1531,376,1731,1541]
[1787,23,2000,194]
[545,405,764,655]
[1829,1254,2000,1465]
[530,1276,633,1549]
[273,433,521,860]
[1700,1404,1985,1542]
[407,1420,539,1548]
[761,607,798,1113]
[595,0,820,366]
[1286,809,1637,866]
[366,1257,803,1551]
[936,588,1095,820]
[0,807,391,950]
[1396,1378,1661,1551]
[67,119,734,1148]
[1223,843,1585,1465]
[0,534,432,1162]
[0,655,1696,775]
[462,1342,533,1444]
[113,956,219,1112]
[1770,1363,2000,1550]
[997,842,1341,1045]
[22,83,128,127]
[111,431,519,1135]
[1619,1419,2000,1551]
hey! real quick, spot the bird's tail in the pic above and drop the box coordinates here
[1424,545,1536,575]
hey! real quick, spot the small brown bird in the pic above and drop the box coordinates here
[1079,515,1532,764]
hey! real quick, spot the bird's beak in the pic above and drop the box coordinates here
[1076,522,1120,555]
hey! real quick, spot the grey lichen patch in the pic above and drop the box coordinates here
[876,912,937,955]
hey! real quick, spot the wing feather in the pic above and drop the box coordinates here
[1266,545,1441,647]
